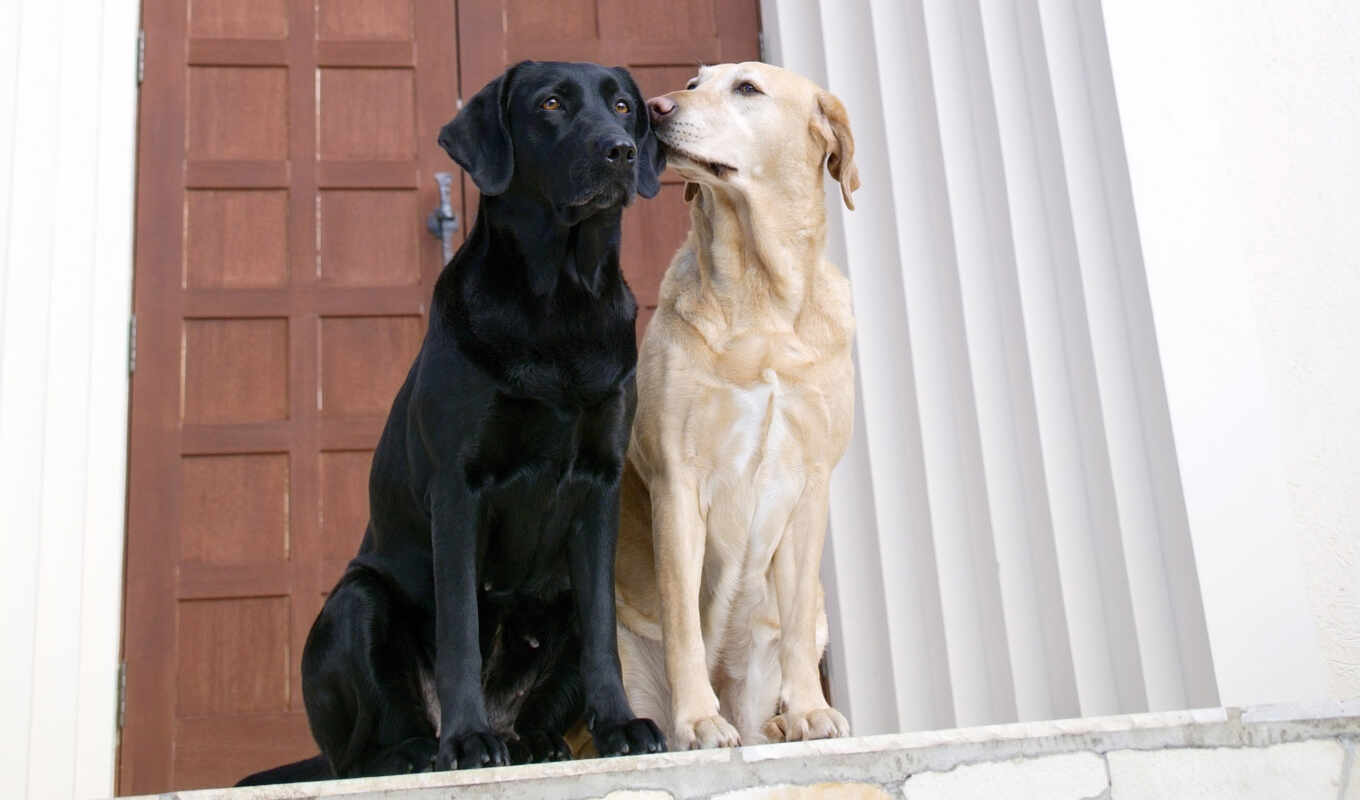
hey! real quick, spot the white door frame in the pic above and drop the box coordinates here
[0,0,140,797]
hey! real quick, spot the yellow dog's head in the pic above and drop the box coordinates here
[647,62,860,210]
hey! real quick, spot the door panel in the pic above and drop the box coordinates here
[123,0,760,793]
[121,0,457,791]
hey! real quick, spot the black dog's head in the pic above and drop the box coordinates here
[439,61,664,222]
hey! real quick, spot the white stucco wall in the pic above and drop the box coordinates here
[1228,2,1360,701]
[1104,0,1360,699]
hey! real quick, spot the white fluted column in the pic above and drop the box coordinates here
[762,0,1224,735]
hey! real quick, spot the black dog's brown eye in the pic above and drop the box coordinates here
[735,81,761,96]
[540,96,561,111]
[614,99,630,114]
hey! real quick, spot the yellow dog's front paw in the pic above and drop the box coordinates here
[674,714,742,750]
[762,706,849,742]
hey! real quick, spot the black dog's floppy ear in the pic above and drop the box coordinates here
[636,116,665,199]
[438,63,524,196]
[614,67,664,199]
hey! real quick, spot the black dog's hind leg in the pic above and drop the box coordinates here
[302,567,438,778]
[506,601,584,764]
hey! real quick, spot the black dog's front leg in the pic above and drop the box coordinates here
[568,482,667,756]
[430,477,510,770]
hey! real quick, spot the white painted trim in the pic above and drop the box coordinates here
[76,0,139,795]
[1,0,66,791]
[0,0,138,796]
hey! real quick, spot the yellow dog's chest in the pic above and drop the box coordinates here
[694,330,832,472]
[690,355,832,568]
[697,371,817,475]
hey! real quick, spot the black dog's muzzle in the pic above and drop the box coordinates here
[599,136,637,168]
[567,134,641,210]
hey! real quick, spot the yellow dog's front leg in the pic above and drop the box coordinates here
[652,472,742,749]
[763,471,849,743]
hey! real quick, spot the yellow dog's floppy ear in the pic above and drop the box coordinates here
[813,92,860,210]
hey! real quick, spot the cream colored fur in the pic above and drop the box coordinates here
[614,63,860,750]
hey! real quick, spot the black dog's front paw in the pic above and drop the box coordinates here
[592,717,666,757]
[436,730,511,770]
[379,736,438,774]
[508,729,572,764]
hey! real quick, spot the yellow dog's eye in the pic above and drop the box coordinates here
[540,96,561,111]
[686,79,699,90]
[735,81,761,96]
[614,99,630,114]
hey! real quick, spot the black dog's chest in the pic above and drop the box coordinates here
[468,395,622,491]
[469,392,628,588]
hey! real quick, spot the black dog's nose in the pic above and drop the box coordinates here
[603,138,637,164]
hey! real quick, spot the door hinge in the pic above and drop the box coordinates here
[128,313,136,374]
[116,661,127,729]
[137,30,144,84]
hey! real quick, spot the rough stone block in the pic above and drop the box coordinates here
[715,784,893,800]
[901,751,1108,800]
[1107,740,1345,799]
[1343,743,1359,800]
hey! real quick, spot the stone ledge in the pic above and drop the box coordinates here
[122,699,1360,799]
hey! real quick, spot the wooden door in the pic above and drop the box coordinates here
[458,0,762,335]
[121,0,760,793]
[121,0,458,792]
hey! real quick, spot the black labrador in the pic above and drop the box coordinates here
[238,60,666,785]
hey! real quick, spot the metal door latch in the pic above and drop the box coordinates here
[426,172,459,264]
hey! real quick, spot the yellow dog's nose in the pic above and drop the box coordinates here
[647,95,676,122]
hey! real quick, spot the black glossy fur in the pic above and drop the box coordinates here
[238,61,666,786]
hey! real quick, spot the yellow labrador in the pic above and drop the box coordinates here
[613,63,859,749]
